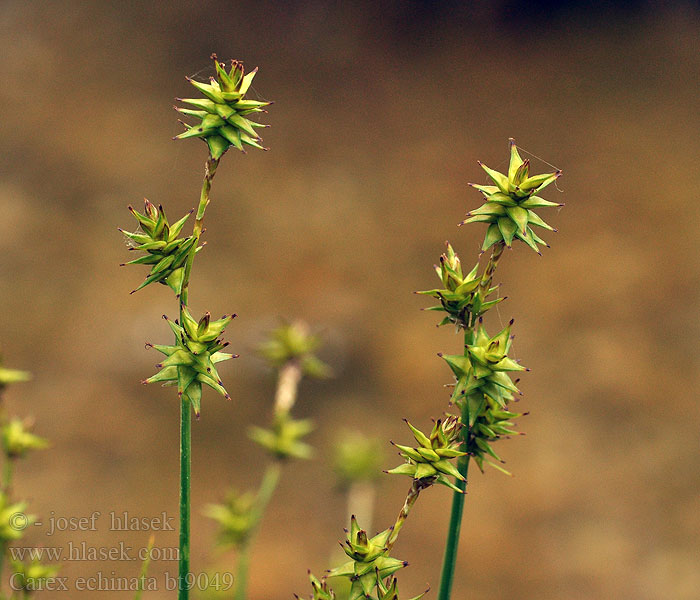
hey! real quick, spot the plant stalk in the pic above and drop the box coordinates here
[234,356,300,600]
[274,361,302,416]
[178,395,191,600]
[437,241,505,600]
[177,154,220,600]
[386,479,427,553]
[234,462,282,600]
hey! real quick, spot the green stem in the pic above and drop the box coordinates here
[437,417,470,600]
[180,155,220,307]
[437,242,505,600]
[386,479,426,553]
[234,462,282,600]
[177,153,220,600]
[2,459,13,494]
[178,395,191,600]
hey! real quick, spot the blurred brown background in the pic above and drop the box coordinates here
[1,1,699,598]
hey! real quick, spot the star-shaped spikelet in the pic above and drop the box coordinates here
[175,54,271,159]
[462,139,563,253]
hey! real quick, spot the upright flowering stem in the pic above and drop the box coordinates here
[123,55,271,600]
[180,156,220,308]
[178,397,191,600]
[177,156,220,600]
[437,330,473,600]
[438,242,504,600]
[233,462,281,600]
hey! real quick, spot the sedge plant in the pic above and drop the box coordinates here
[0,353,55,600]
[295,140,562,600]
[119,54,271,600]
[203,321,330,600]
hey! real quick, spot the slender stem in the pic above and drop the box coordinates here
[2,458,13,495]
[273,361,302,416]
[177,154,220,600]
[386,479,427,553]
[437,242,506,600]
[181,155,220,307]
[234,462,282,600]
[178,395,191,600]
[437,415,470,600]
[234,357,301,600]
[0,397,8,590]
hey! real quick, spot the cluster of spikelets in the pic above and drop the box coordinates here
[175,54,271,159]
[462,139,562,254]
[440,319,526,473]
[387,416,467,492]
[119,200,199,295]
[417,243,503,328]
[143,307,236,417]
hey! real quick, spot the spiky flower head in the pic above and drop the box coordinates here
[175,54,271,159]
[9,559,59,594]
[120,200,200,295]
[440,319,525,409]
[249,413,314,460]
[417,243,503,328]
[295,572,336,600]
[462,139,562,254]
[203,489,256,549]
[333,431,384,487]
[386,416,467,493]
[142,307,237,417]
[327,516,407,600]
[441,319,527,474]
[0,494,34,543]
[259,321,331,379]
[2,418,48,458]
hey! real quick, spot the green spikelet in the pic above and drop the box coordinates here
[142,307,237,417]
[120,200,200,295]
[259,321,331,378]
[248,413,314,460]
[9,558,59,594]
[175,54,272,159]
[416,242,503,327]
[462,139,563,254]
[441,318,527,474]
[203,489,257,549]
[327,516,407,600]
[1,418,48,458]
[387,416,467,493]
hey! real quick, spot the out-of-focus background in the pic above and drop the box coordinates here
[1,1,698,598]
